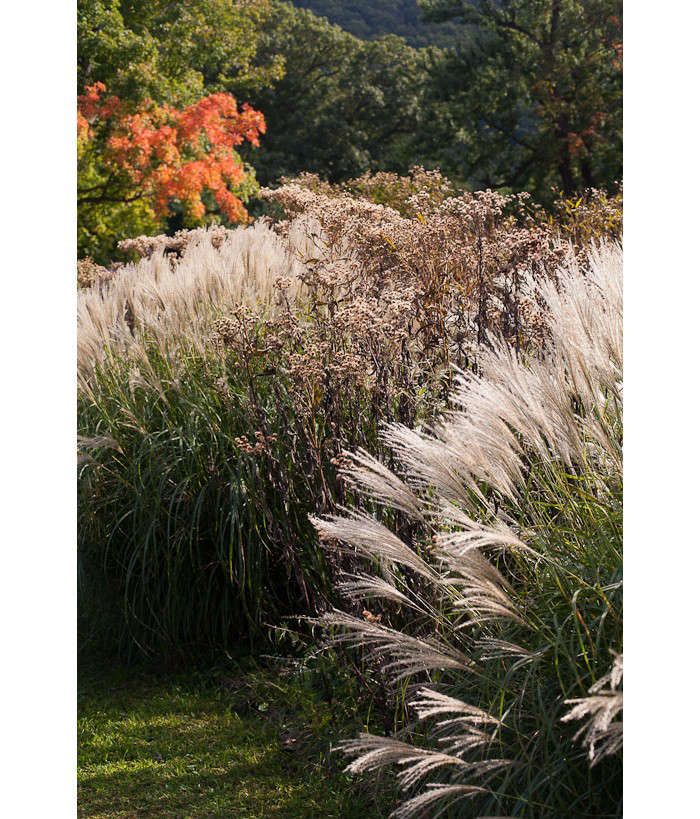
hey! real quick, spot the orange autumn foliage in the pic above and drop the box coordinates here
[78,82,266,223]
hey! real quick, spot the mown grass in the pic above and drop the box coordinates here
[78,657,397,818]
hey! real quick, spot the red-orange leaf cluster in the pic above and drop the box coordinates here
[78,83,266,223]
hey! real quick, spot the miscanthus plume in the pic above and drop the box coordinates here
[77,221,306,390]
[311,242,623,817]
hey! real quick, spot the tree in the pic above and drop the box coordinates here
[418,0,622,198]
[78,83,265,263]
[289,1,463,47]
[78,0,283,106]
[230,2,428,186]
[77,0,281,262]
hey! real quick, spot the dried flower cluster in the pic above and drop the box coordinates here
[116,224,232,260]
[262,180,564,370]
[77,257,117,290]
[280,166,457,216]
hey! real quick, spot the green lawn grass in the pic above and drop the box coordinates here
[78,658,396,818]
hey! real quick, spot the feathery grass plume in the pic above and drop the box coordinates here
[310,509,436,581]
[392,784,488,819]
[562,652,623,765]
[339,733,511,790]
[76,434,123,467]
[335,573,424,612]
[77,221,306,386]
[313,242,623,817]
[338,448,425,520]
[319,611,473,682]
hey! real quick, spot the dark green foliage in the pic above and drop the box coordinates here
[233,3,429,186]
[79,345,337,660]
[418,0,623,199]
[240,1,622,201]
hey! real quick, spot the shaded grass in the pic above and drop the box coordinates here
[78,334,378,660]
[78,657,397,818]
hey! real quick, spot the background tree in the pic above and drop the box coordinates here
[231,2,428,186]
[290,0,463,47]
[417,0,622,199]
[78,0,284,106]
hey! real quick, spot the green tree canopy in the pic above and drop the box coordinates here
[290,0,463,47]
[78,0,283,107]
[418,0,622,198]
[231,2,428,186]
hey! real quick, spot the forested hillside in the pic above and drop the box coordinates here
[290,0,463,47]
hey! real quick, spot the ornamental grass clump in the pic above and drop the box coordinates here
[311,242,622,817]
[78,173,621,662]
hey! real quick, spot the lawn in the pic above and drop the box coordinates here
[78,657,396,818]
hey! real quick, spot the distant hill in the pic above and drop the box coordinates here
[289,1,463,48]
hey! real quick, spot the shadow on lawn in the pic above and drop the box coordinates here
[78,659,395,818]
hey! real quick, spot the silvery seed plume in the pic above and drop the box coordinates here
[339,733,511,792]
[474,638,540,664]
[379,423,491,510]
[411,689,502,726]
[78,434,123,466]
[440,244,623,483]
[335,573,427,613]
[339,734,466,785]
[540,242,622,406]
[339,448,425,520]
[392,784,489,819]
[319,611,472,681]
[76,435,122,453]
[562,652,623,765]
[428,542,527,628]
[411,689,502,756]
[434,501,536,558]
[428,413,521,505]
[436,726,499,757]
[447,575,526,627]
[451,349,585,472]
[310,509,436,581]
